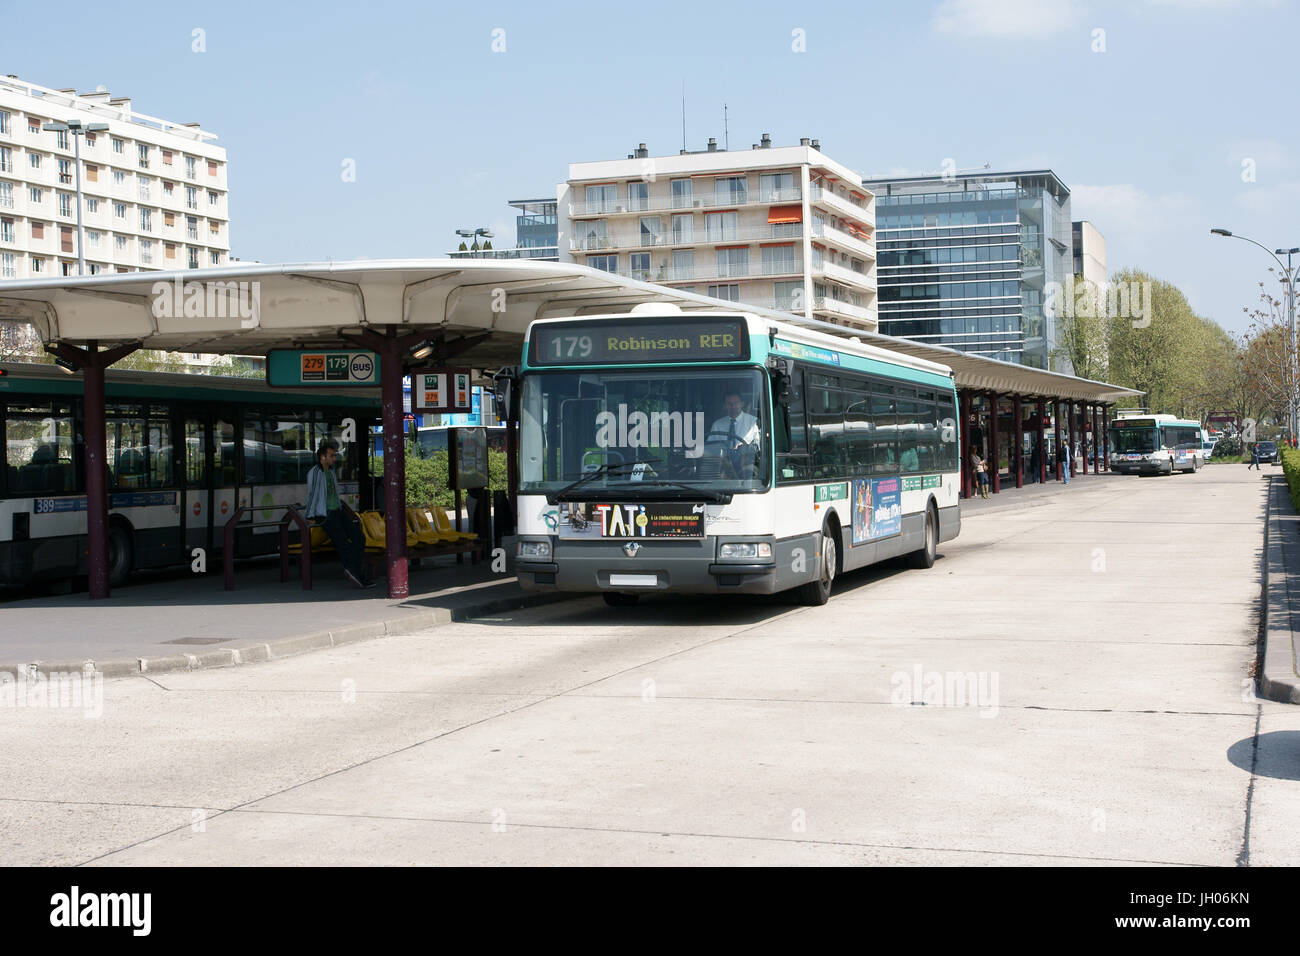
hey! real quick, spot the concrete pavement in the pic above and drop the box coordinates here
[2,465,1296,866]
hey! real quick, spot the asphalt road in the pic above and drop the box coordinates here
[3,465,1296,866]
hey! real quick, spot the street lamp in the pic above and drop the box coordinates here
[455,227,494,254]
[1211,228,1300,445]
[42,119,109,276]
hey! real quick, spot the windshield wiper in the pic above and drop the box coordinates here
[550,459,663,503]
[620,478,731,503]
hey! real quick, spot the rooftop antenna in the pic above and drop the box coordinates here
[681,81,686,153]
[723,103,729,151]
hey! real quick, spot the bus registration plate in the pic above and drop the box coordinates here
[557,502,705,539]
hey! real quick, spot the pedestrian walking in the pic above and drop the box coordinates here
[1248,443,1260,470]
[306,439,374,589]
[1062,438,1071,485]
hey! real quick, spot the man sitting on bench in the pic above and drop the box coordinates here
[306,439,374,589]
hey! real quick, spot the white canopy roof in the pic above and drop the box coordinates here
[0,258,1141,402]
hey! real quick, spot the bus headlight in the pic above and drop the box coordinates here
[518,540,552,559]
[719,542,773,559]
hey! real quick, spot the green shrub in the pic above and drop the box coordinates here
[373,443,511,510]
[1282,447,1300,512]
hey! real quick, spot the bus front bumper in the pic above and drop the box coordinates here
[516,535,793,596]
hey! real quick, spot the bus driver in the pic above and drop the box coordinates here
[709,389,761,477]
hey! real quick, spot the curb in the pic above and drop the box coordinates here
[10,588,578,682]
[1259,476,1300,704]
[962,474,1121,517]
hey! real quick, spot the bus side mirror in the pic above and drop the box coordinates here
[768,358,793,407]
[491,366,521,423]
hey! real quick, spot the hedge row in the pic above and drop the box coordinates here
[1281,446,1300,513]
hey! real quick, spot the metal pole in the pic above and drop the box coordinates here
[73,130,85,276]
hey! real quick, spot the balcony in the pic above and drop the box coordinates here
[810,183,873,226]
[607,258,804,285]
[812,296,876,328]
[569,186,802,218]
[570,223,803,253]
[812,221,875,261]
[814,257,874,290]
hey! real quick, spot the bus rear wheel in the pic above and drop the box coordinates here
[798,526,837,606]
[107,525,133,588]
[603,592,640,607]
[908,505,938,569]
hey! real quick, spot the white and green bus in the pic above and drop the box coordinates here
[512,306,962,606]
[1108,413,1205,475]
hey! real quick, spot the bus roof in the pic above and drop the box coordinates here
[525,309,955,381]
[0,361,381,408]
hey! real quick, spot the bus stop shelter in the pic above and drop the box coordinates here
[0,258,1141,600]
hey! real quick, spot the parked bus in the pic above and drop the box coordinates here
[0,362,377,590]
[510,306,961,607]
[1108,413,1204,475]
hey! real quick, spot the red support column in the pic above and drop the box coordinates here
[1013,394,1024,489]
[83,360,109,599]
[49,340,139,599]
[1037,399,1048,484]
[988,391,1000,494]
[1054,400,1064,481]
[380,342,409,598]
[960,389,973,499]
[1081,403,1090,475]
[352,327,428,600]
[1102,407,1110,471]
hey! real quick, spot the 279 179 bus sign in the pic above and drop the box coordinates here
[532,318,748,366]
[266,349,380,387]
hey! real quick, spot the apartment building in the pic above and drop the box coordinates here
[1072,220,1106,289]
[0,75,230,281]
[559,136,877,331]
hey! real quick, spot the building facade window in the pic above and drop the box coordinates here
[58,158,72,184]
[1,253,14,278]
[706,283,740,302]
[586,254,617,272]
[671,178,692,209]
[716,246,749,278]
[58,193,72,217]
[714,176,747,205]
[628,181,648,211]
[139,208,152,232]
[184,155,196,179]
[0,183,12,210]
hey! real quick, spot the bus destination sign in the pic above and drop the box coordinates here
[532,319,748,366]
[1111,418,1155,429]
[266,349,381,388]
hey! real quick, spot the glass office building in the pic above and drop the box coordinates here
[510,198,558,260]
[865,171,1073,370]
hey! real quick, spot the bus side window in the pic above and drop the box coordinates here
[776,368,809,484]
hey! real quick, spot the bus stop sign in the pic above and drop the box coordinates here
[266,349,381,387]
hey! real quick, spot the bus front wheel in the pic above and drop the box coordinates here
[798,525,837,606]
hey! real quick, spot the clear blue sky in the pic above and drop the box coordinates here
[5,0,1296,334]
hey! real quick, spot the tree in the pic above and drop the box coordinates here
[1241,272,1296,434]
[1054,274,1110,381]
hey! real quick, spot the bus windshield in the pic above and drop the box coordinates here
[520,367,769,496]
[1111,427,1157,454]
